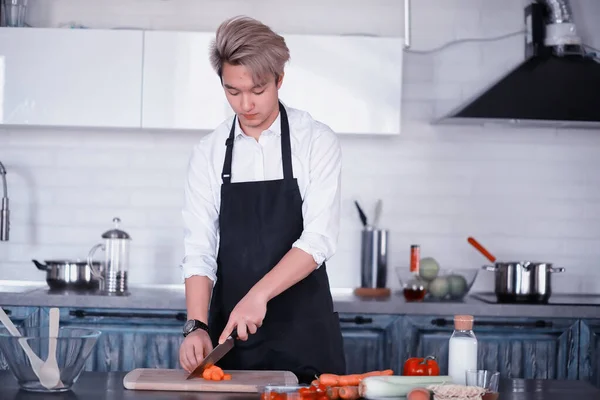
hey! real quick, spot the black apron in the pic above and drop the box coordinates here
[207,102,346,383]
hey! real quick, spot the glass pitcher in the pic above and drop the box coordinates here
[87,217,131,295]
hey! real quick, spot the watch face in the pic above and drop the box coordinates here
[183,320,195,333]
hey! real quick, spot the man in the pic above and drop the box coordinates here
[179,15,345,383]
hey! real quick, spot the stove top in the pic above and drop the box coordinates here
[470,292,600,306]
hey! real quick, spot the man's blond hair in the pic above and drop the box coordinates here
[210,16,290,85]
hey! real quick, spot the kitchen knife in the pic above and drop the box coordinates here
[186,328,238,380]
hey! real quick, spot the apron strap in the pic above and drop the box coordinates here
[279,102,294,181]
[221,101,293,184]
[221,117,237,184]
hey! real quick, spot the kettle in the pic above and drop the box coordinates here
[87,217,131,295]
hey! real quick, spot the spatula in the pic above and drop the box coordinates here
[39,308,63,389]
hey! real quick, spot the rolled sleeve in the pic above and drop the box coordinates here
[180,142,220,283]
[292,124,342,267]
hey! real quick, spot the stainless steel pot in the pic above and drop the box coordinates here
[33,259,104,291]
[482,261,565,303]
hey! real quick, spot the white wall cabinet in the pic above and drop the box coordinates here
[0,28,143,128]
[0,28,403,134]
[141,31,403,134]
[141,31,233,131]
[280,34,403,135]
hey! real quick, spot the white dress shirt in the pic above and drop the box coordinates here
[180,104,342,283]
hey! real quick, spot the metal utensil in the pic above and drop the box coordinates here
[354,201,368,227]
[0,160,9,241]
[186,329,238,380]
[372,199,382,228]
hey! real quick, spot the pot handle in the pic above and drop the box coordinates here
[482,265,497,272]
[32,259,47,271]
[550,267,565,273]
[87,243,105,280]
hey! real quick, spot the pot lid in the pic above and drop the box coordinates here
[101,217,131,239]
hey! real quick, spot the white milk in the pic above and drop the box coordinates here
[448,335,478,385]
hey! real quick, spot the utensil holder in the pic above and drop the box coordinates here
[360,228,388,288]
[1,0,28,27]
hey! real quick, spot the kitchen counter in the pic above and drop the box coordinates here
[0,372,598,400]
[1,280,599,318]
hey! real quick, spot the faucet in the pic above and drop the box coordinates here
[0,161,8,241]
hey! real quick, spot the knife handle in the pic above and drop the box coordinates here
[230,328,238,340]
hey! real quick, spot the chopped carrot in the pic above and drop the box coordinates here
[202,367,213,380]
[200,365,228,381]
[222,373,232,380]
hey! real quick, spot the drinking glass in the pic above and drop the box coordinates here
[466,369,500,392]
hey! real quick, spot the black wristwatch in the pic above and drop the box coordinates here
[183,319,209,337]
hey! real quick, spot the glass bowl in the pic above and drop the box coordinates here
[396,267,479,302]
[260,385,311,400]
[0,326,101,392]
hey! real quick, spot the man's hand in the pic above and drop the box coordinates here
[219,290,267,344]
[179,329,213,373]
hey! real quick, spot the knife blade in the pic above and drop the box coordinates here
[186,328,238,380]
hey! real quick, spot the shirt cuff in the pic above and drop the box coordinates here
[292,234,328,268]
[179,256,218,283]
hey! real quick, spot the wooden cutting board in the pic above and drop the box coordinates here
[123,368,299,393]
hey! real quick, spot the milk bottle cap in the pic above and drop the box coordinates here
[454,315,474,330]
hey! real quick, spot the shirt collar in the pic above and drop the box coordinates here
[234,111,282,139]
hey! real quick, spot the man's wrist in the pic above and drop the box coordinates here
[183,319,209,337]
[249,282,273,303]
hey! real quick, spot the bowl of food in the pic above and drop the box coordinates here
[397,257,479,302]
[0,326,101,392]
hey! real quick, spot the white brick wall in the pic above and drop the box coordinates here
[1,0,600,293]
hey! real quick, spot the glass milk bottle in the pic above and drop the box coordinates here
[448,315,478,385]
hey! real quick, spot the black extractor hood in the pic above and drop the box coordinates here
[435,0,600,129]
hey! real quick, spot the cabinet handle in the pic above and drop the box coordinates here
[430,318,553,328]
[339,316,373,325]
[1,308,11,316]
[69,310,187,321]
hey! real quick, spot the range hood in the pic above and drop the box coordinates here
[435,0,600,129]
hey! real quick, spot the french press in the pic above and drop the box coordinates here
[87,217,131,295]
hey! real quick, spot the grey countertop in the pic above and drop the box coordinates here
[1,280,600,318]
[0,372,598,400]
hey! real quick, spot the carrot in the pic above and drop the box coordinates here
[318,370,394,386]
[338,386,360,400]
[326,386,340,399]
[200,365,227,381]
[360,369,393,378]
[318,373,340,386]
[338,374,361,386]
[202,367,213,380]
[223,373,232,380]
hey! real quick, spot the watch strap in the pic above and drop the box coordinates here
[183,319,209,337]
